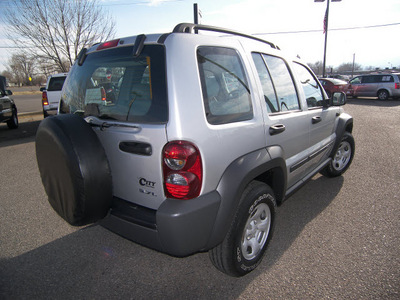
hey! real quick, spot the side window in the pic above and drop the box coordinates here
[262,54,299,111]
[292,62,324,108]
[350,77,361,84]
[252,53,279,113]
[381,75,394,82]
[197,47,252,125]
[362,75,375,84]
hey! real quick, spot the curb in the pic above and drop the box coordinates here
[19,111,43,117]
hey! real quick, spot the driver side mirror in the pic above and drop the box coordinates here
[330,91,346,106]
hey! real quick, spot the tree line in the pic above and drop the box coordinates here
[1,0,115,86]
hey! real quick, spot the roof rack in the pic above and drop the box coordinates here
[173,23,279,50]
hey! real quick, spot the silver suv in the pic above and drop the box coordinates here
[346,73,400,100]
[36,23,354,277]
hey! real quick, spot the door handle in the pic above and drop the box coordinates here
[312,116,322,124]
[119,141,152,156]
[269,124,285,135]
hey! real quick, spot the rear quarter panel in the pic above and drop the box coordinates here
[164,34,267,195]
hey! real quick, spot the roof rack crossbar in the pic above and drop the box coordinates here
[173,23,278,50]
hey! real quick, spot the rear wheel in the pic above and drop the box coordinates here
[321,132,355,177]
[377,90,389,100]
[209,181,276,277]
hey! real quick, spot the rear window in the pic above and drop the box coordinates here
[47,76,66,91]
[60,45,167,124]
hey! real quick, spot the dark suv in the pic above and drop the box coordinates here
[0,75,18,129]
[36,23,354,277]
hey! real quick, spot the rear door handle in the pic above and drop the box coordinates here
[119,141,152,156]
[269,124,286,135]
[312,116,322,124]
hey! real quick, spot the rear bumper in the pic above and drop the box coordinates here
[43,103,59,112]
[101,191,221,257]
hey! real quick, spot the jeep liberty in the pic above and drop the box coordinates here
[36,23,354,277]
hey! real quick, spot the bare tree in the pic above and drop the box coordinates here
[336,62,363,73]
[308,61,324,76]
[4,0,115,73]
[6,52,37,85]
[307,61,333,77]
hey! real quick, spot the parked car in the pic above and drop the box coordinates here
[35,23,354,277]
[345,73,400,100]
[41,73,68,117]
[319,78,348,98]
[0,75,18,129]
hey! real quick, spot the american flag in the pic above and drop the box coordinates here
[323,8,328,34]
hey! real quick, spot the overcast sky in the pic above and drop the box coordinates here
[0,0,399,73]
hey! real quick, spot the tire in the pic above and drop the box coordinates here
[377,90,389,101]
[35,114,112,226]
[209,181,276,277]
[321,132,355,177]
[7,107,18,129]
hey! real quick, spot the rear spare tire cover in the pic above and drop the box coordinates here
[35,114,112,226]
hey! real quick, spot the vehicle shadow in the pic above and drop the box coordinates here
[0,175,343,299]
[0,119,42,148]
[347,97,400,107]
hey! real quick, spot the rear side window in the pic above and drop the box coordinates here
[380,75,394,82]
[47,76,66,91]
[60,45,167,124]
[197,47,253,125]
[252,53,299,113]
[362,75,377,83]
[252,53,279,113]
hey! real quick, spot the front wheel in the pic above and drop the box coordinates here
[321,132,355,177]
[7,107,18,129]
[209,181,276,277]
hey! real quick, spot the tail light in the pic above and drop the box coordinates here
[100,87,106,102]
[42,91,48,106]
[395,83,400,89]
[162,141,202,200]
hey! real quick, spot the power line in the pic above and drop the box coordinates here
[0,21,398,49]
[253,22,400,36]
[99,0,183,6]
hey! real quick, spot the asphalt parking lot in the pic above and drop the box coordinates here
[0,98,399,299]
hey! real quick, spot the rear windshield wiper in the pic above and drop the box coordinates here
[85,116,141,131]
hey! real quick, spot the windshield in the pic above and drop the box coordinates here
[60,44,167,124]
